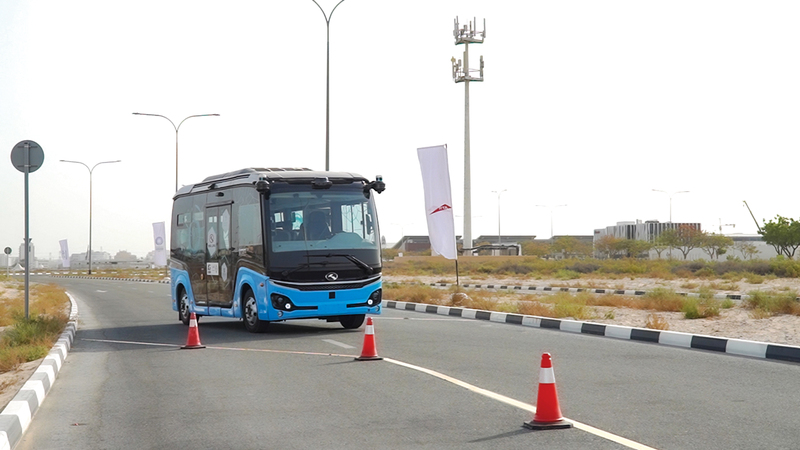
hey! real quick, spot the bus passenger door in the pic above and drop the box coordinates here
[205,205,234,307]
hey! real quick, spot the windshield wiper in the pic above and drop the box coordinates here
[280,261,330,278]
[308,253,374,275]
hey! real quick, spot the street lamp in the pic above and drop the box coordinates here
[132,112,220,192]
[536,204,567,239]
[60,159,121,274]
[312,0,345,171]
[492,189,506,244]
[652,189,689,223]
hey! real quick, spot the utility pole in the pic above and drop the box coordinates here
[451,17,485,256]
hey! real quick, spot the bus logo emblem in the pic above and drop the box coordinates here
[325,272,339,281]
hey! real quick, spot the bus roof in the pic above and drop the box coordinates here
[175,168,369,196]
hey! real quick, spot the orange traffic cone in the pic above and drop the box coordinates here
[355,317,382,361]
[524,352,572,430]
[181,312,206,349]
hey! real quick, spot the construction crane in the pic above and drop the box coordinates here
[742,201,762,232]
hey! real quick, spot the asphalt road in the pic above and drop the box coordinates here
[15,277,800,449]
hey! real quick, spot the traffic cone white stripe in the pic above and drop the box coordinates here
[365,324,374,335]
[539,367,555,384]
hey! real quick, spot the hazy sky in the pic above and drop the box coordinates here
[2,1,799,260]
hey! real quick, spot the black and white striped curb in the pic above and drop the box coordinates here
[383,300,800,364]
[1,294,78,450]
[413,281,787,301]
[42,274,170,284]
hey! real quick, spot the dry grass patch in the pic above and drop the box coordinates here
[0,282,71,373]
[744,290,800,317]
[645,314,670,330]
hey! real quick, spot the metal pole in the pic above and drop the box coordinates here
[463,42,472,255]
[312,0,344,171]
[61,160,121,275]
[132,113,219,191]
[24,143,30,320]
[89,168,93,274]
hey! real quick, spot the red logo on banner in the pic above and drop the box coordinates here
[430,204,452,215]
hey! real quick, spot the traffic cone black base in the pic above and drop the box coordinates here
[523,419,572,430]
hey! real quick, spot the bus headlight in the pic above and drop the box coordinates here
[367,289,382,306]
[270,293,295,311]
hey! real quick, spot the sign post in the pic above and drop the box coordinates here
[3,247,10,277]
[10,140,44,320]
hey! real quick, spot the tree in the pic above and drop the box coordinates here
[759,215,800,259]
[652,232,673,259]
[619,239,653,258]
[662,225,704,260]
[594,235,622,259]
[551,236,592,259]
[700,233,734,260]
[521,241,552,258]
[734,241,759,260]
[656,228,681,259]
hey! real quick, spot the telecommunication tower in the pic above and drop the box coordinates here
[451,17,485,255]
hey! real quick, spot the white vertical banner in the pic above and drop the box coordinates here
[152,222,168,266]
[59,239,70,268]
[417,144,458,260]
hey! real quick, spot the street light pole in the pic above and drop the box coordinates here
[652,189,689,223]
[492,189,506,244]
[312,0,345,171]
[133,113,220,192]
[60,159,121,274]
[536,204,567,239]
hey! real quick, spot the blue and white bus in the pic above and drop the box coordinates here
[170,168,385,332]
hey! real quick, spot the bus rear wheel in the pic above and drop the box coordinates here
[179,291,191,325]
[339,314,365,329]
[243,291,268,333]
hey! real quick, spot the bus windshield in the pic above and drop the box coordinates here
[267,184,381,255]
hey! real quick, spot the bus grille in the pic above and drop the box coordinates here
[272,277,379,291]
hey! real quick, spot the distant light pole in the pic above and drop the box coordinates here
[312,0,345,171]
[536,204,566,239]
[492,189,506,244]
[652,189,689,223]
[60,159,121,274]
[133,112,219,192]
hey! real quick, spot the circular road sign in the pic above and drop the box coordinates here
[10,140,44,173]
[3,247,10,255]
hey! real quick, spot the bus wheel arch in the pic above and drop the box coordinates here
[242,285,268,333]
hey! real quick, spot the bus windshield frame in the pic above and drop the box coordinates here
[265,182,382,281]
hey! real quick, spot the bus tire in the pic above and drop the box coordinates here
[179,290,191,326]
[339,314,365,329]
[243,289,268,333]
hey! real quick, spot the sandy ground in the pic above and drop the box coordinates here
[383,274,800,347]
[3,275,799,410]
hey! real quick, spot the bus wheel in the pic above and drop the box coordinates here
[339,314,365,329]
[243,291,268,333]
[179,291,191,326]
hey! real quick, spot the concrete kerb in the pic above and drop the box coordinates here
[417,280,759,302]
[0,294,78,450]
[382,299,800,365]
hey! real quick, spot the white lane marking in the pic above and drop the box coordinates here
[383,357,658,450]
[81,338,655,449]
[96,290,107,293]
[323,339,355,349]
